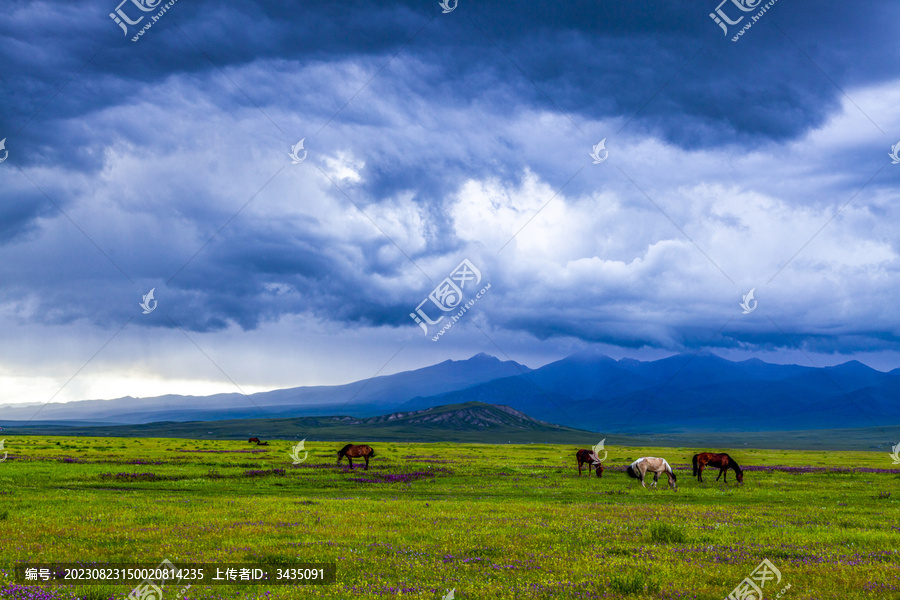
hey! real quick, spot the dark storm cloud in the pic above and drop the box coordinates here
[2,0,894,234]
[5,0,897,159]
[1,0,898,356]
[161,220,416,331]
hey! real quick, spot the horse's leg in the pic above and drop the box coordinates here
[578,460,582,476]
[364,455,369,470]
[347,457,353,469]
[652,471,659,488]
[698,463,704,482]
[723,469,728,483]
[716,468,723,482]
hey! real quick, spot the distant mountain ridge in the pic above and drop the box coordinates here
[1,351,897,433]
[0,353,530,424]
[401,352,899,432]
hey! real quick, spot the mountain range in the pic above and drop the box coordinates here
[1,351,897,432]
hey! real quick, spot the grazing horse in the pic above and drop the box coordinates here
[692,452,743,483]
[337,444,375,470]
[248,438,261,444]
[626,457,677,490]
[575,449,604,477]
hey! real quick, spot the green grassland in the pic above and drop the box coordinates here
[6,415,900,452]
[5,402,900,452]
[0,437,898,599]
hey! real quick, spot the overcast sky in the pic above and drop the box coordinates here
[1,0,899,406]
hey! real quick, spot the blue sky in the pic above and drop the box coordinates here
[1,0,899,404]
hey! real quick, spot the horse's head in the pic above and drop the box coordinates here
[736,469,744,484]
[669,472,677,491]
[337,444,351,461]
[591,452,604,477]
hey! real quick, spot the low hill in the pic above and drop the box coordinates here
[1,402,595,443]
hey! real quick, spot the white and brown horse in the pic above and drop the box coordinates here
[626,457,677,490]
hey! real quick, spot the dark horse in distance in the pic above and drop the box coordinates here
[692,452,743,483]
[337,444,375,470]
[575,449,604,477]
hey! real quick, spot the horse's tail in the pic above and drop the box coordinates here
[692,453,699,476]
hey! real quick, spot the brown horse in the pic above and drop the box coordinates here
[692,452,743,483]
[337,444,375,470]
[575,449,604,477]
[248,438,261,444]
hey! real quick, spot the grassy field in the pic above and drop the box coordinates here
[6,404,900,451]
[0,436,898,599]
